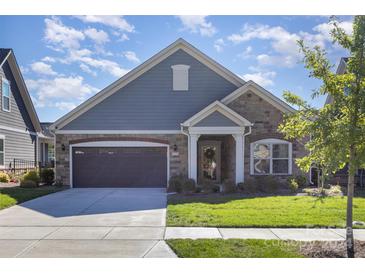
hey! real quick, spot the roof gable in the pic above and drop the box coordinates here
[51,38,245,130]
[0,49,42,132]
[221,80,295,114]
[182,100,252,127]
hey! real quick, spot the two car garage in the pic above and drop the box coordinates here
[71,146,168,188]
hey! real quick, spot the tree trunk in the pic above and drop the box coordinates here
[346,163,355,258]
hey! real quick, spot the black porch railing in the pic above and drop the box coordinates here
[9,158,41,177]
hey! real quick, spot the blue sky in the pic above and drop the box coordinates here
[0,15,353,122]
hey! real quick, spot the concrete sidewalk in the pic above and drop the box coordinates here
[165,227,365,241]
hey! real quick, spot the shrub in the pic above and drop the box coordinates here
[22,170,40,184]
[288,175,307,188]
[40,168,55,185]
[212,184,221,193]
[168,175,185,193]
[256,176,281,193]
[183,178,196,193]
[54,179,63,188]
[222,179,237,193]
[20,180,38,188]
[289,179,299,193]
[240,178,258,194]
[0,171,10,183]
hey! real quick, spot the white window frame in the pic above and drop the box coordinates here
[171,64,190,91]
[2,77,11,112]
[250,138,292,175]
[0,135,5,169]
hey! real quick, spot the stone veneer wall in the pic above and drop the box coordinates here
[55,133,188,185]
[227,90,307,181]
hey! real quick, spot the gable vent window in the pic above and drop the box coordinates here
[171,64,190,91]
[2,78,10,112]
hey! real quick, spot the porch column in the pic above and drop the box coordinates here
[233,134,244,184]
[189,134,200,182]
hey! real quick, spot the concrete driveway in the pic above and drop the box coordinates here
[0,188,176,258]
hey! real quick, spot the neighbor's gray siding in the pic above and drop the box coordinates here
[0,62,35,132]
[0,129,37,169]
[62,49,238,130]
[195,111,239,127]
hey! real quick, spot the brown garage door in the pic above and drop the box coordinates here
[72,147,167,188]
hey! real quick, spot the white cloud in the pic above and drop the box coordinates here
[241,71,277,87]
[123,51,140,63]
[26,76,98,108]
[44,17,85,50]
[84,28,110,44]
[54,101,77,111]
[30,61,57,76]
[41,56,56,63]
[177,16,217,37]
[67,49,129,77]
[214,38,225,52]
[76,16,135,33]
[20,65,29,74]
[119,33,130,41]
[79,63,97,76]
[238,46,253,59]
[228,20,353,68]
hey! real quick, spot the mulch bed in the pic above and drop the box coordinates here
[299,240,365,258]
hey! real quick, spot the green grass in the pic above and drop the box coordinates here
[167,194,365,228]
[167,239,304,258]
[0,185,67,210]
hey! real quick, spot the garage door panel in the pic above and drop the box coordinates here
[72,147,167,188]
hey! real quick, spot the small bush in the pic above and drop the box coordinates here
[240,178,258,194]
[40,168,55,185]
[288,175,307,188]
[289,179,299,193]
[195,186,202,193]
[20,180,38,188]
[54,179,63,188]
[0,171,10,183]
[256,176,281,193]
[222,179,237,193]
[183,178,196,193]
[22,170,40,184]
[168,175,185,193]
[201,180,221,193]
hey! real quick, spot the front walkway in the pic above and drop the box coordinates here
[165,227,365,241]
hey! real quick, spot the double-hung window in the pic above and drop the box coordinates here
[250,139,292,175]
[2,78,10,112]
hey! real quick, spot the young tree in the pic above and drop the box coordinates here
[278,16,365,258]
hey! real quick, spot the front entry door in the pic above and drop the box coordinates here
[199,141,221,183]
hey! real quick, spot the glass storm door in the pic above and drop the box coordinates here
[199,141,221,183]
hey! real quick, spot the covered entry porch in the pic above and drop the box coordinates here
[181,101,252,184]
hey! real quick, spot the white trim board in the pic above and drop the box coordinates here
[0,124,38,136]
[55,130,182,134]
[221,80,296,114]
[51,38,246,131]
[69,140,170,188]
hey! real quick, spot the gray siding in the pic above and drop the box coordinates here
[195,111,239,127]
[0,129,36,169]
[0,62,35,132]
[62,49,238,130]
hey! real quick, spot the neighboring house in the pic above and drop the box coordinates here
[324,57,365,188]
[40,122,55,168]
[50,38,306,188]
[0,48,51,172]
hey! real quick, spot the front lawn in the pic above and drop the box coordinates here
[167,194,365,228]
[167,239,304,258]
[166,239,365,258]
[0,185,67,210]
